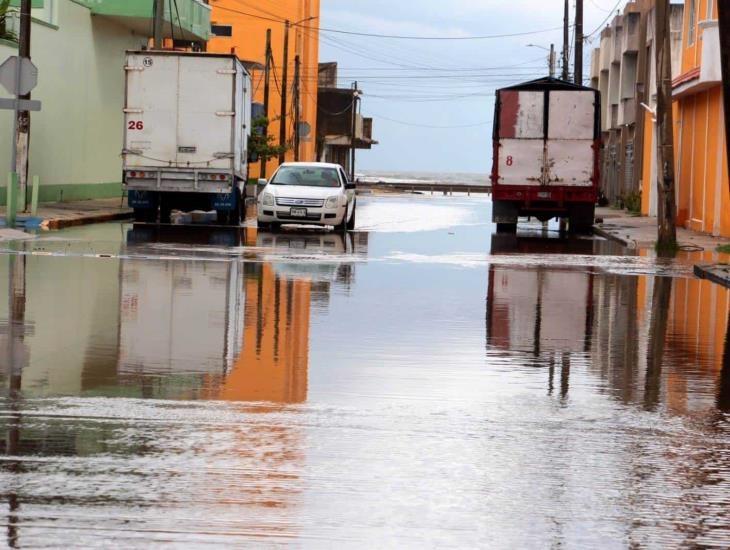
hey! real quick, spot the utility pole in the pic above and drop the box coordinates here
[654,0,677,250]
[153,0,165,49]
[350,82,358,181]
[562,0,570,80]
[574,0,583,85]
[261,28,272,178]
[293,55,301,161]
[15,0,31,211]
[718,1,730,194]
[549,44,556,78]
[278,20,290,164]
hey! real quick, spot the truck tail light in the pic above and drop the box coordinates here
[200,173,230,181]
[128,171,155,179]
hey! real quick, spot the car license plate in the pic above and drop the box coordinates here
[290,207,307,218]
[537,191,552,199]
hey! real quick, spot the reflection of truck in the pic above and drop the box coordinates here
[486,235,596,356]
[123,51,252,225]
[118,240,244,375]
[491,77,600,233]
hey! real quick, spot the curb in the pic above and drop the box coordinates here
[593,224,632,247]
[694,264,730,289]
[45,209,133,230]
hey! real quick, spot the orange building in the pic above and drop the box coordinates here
[207,0,321,179]
[670,0,730,237]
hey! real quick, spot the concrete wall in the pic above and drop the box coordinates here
[0,0,148,203]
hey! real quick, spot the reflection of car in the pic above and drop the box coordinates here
[257,162,357,232]
[257,230,356,282]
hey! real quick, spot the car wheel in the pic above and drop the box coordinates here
[346,200,357,230]
[334,211,348,233]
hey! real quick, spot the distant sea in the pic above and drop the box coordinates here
[357,170,490,187]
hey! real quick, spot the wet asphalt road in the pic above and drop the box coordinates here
[1,195,729,548]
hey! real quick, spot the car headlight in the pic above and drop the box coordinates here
[262,193,274,206]
[326,196,339,208]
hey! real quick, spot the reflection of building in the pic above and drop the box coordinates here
[486,236,730,412]
[317,62,378,176]
[217,263,310,403]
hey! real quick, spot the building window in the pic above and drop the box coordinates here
[688,0,697,45]
[211,24,232,37]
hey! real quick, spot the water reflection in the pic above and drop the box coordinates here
[0,226,367,402]
[486,234,730,415]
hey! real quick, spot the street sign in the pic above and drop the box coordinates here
[0,98,41,111]
[0,56,38,96]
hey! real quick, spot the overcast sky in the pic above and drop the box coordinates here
[319,0,624,174]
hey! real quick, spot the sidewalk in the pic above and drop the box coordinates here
[594,207,730,288]
[0,198,132,230]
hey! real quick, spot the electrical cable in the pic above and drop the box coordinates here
[213,4,569,41]
[586,0,626,38]
[366,112,492,128]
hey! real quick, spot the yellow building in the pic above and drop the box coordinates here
[669,0,730,237]
[639,0,730,236]
[207,0,321,179]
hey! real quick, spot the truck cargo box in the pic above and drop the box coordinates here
[122,51,252,224]
[491,77,601,233]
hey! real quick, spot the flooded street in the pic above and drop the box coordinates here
[1,195,729,547]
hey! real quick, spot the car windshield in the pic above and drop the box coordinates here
[270,166,341,188]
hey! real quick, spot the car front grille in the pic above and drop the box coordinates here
[276,197,325,207]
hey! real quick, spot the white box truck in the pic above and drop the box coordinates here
[122,51,252,225]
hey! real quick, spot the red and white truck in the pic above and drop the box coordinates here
[490,77,601,233]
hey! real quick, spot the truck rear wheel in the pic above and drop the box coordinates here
[496,223,517,234]
[569,204,595,234]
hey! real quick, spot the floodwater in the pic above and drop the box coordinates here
[1,195,729,547]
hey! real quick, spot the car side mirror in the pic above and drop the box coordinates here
[345,182,356,190]
[257,178,268,187]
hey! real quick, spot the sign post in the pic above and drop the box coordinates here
[0,55,40,225]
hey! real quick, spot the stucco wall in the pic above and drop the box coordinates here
[0,0,149,202]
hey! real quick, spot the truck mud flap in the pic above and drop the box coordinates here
[492,200,518,224]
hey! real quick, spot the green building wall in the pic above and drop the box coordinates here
[0,0,149,204]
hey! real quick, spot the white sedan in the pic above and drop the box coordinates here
[257,162,357,232]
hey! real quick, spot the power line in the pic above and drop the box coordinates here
[367,112,493,128]
[586,0,625,38]
[213,5,568,41]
